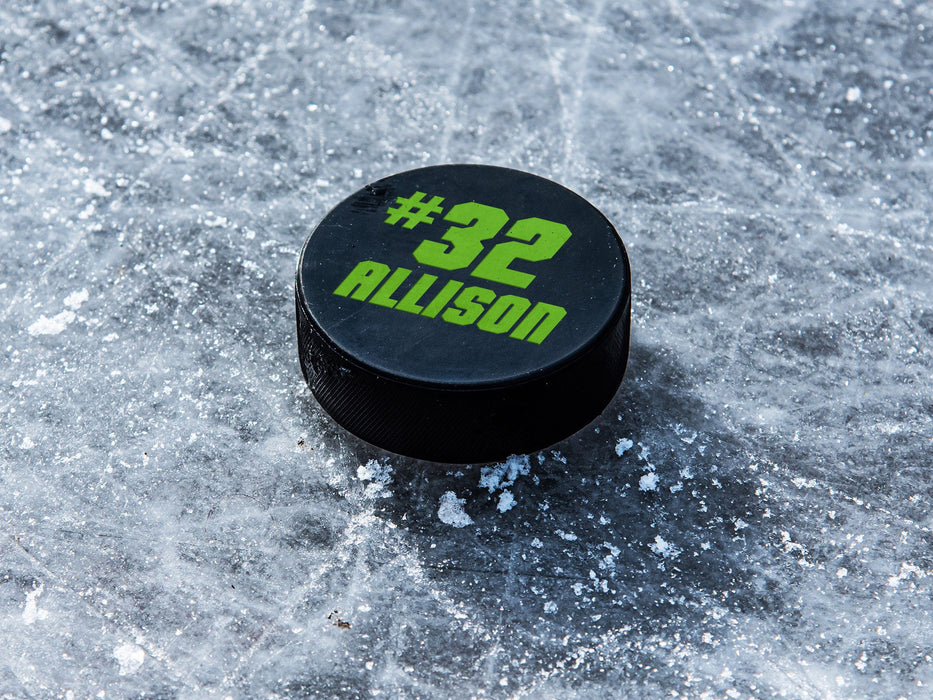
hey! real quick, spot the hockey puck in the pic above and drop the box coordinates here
[295,164,630,463]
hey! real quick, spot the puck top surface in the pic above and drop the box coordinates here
[297,164,629,388]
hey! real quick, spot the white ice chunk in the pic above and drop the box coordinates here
[639,472,658,491]
[649,535,681,559]
[64,289,89,310]
[438,491,473,527]
[83,178,110,197]
[615,438,634,456]
[114,643,145,675]
[22,585,49,625]
[479,454,530,492]
[28,311,76,336]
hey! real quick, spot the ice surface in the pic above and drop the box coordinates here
[1,0,932,697]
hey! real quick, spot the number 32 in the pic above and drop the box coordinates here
[412,202,571,289]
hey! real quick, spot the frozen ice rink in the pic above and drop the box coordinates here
[1,0,932,697]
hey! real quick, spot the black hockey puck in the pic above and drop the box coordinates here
[295,164,630,463]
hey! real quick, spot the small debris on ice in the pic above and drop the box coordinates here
[615,438,634,456]
[438,491,473,528]
[64,289,89,310]
[28,311,75,336]
[497,490,516,513]
[357,459,393,499]
[649,535,681,559]
[114,643,145,675]
[639,472,658,491]
[22,584,49,624]
[83,178,110,197]
[479,454,530,492]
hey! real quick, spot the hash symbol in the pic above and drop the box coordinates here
[384,190,445,229]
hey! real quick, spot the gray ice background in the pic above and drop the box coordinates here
[1,0,932,697]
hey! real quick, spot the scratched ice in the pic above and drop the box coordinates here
[0,0,931,697]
